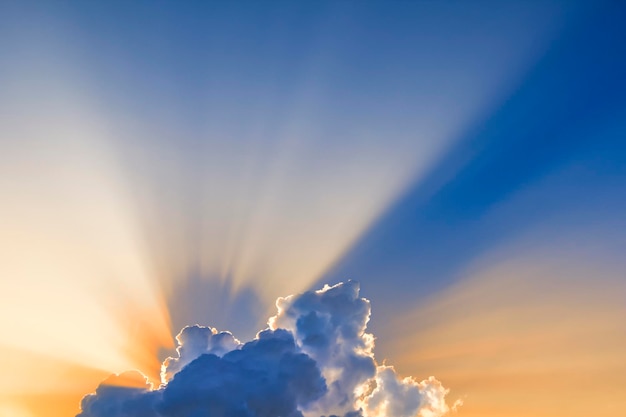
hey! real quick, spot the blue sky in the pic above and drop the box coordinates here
[322,0,626,301]
[0,2,625,417]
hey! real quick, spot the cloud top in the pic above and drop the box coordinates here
[78,281,456,417]
[161,325,241,382]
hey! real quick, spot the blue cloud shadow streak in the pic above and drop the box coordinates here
[166,274,265,347]
[318,2,626,319]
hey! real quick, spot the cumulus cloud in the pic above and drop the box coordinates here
[269,280,376,416]
[160,328,326,417]
[78,371,161,417]
[78,281,458,417]
[358,368,451,417]
[161,325,241,382]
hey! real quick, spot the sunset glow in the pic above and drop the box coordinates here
[1,1,625,416]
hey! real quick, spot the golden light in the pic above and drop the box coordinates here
[388,249,626,417]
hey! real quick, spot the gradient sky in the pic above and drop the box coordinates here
[1,1,625,417]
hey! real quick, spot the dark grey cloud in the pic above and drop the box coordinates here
[78,281,456,417]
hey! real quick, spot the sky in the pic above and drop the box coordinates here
[0,1,625,416]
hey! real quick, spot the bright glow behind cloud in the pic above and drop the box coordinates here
[0,2,567,414]
[0,23,174,414]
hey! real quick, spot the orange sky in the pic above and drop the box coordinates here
[387,255,626,417]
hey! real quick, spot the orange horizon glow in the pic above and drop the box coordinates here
[386,251,626,417]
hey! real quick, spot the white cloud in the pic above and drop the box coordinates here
[78,281,457,417]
